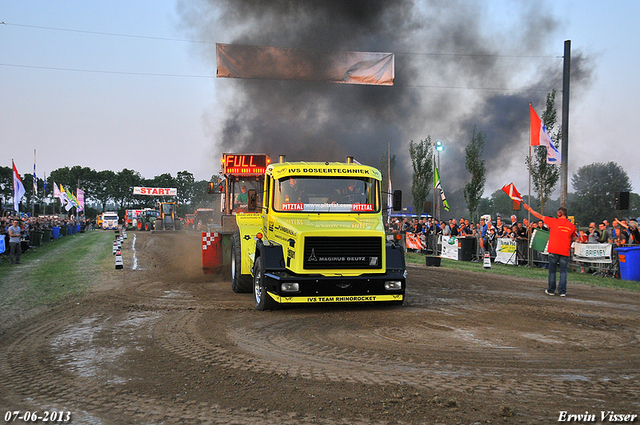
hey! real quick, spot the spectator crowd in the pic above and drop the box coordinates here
[1,212,96,264]
[386,214,640,259]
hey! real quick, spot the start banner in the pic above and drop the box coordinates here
[133,187,177,196]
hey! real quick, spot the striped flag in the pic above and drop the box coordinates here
[33,149,38,197]
[53,182,62,201]
[530,104,561,164]
[434,159,450,211]
[59,184,72,211]
[76,188,85,212]
[502,182,523,204]
[12,160,26,212]
[65,186,79,209]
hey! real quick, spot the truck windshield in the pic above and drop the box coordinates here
[273,177,379,213]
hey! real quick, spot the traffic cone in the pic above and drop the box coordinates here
[483,252,491,269]
[115,250,124,269]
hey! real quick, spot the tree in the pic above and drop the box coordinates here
[526,90,561,213]
[93,170,116,212]
[175,171,196,206]
[463,126,486,223]
[409,138,434,218]
[569,162,632,225]
[113,169,143,211]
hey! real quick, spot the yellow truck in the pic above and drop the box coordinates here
[231,156,405,310]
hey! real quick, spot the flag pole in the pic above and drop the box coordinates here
[32,149,36,218]
[528,104,533,267]
[387,141,391,226]
[432,157,436,221]
[560,40,571,208]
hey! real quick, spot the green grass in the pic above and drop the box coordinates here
[405,251,640,292]
[1,230,116,306]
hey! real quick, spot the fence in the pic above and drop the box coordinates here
[401,231,629,278]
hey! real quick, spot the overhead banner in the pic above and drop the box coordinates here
[133,187,177,196]
[216,43,394,86]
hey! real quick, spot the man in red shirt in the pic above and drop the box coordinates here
[523,203,577,297]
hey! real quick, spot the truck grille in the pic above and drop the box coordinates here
[303,236,383,270]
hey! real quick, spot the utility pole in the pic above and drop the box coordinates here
[561,40,571,207]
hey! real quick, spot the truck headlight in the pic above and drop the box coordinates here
[384,281,403,291]
[281,282,300,293]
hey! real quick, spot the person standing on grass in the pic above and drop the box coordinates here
[8,219,22,265]
[523,204,577,297]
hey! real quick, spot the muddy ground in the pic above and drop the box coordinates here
[1,231,639,424]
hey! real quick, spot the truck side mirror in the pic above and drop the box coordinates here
[248,189,258,211]
[392,190,402,211]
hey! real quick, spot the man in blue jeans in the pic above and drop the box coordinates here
[523,204,577,297]
[8,219,23,264]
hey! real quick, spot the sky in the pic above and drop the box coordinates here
[2,0,639,204]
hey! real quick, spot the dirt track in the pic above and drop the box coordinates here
[1,231,639,424]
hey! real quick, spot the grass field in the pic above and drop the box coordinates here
[0,230,116,307]
[405,251,640,292]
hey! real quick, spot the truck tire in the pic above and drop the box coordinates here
[145,222,153,231]
[231,232,252,293]
[253,256,277,310]
[137,221,143,231]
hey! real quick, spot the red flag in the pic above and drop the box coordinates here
[530,104,561,163]
[529,105,543,147]
[502,183,523,204]
[13,160,26,212]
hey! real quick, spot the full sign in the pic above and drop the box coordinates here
[133,187,177,196]
[223,153,269,176]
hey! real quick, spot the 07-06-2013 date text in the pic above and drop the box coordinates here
[4,411,71,422]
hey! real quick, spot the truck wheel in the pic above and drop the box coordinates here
[137,221,143,231]
[253,256,277,311]
[231,232,252,293]
[145,222,153,231]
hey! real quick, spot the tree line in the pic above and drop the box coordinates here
[0,166,218,219]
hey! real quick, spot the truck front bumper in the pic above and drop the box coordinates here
[263,271,406,304]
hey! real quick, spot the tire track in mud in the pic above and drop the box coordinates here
[0,302,369,425]
[154,305,639,407]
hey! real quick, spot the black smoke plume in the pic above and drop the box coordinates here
[180,0,593,205]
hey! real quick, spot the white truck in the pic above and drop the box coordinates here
[101,212,119,230]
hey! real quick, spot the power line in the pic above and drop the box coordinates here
[1,21,561,90]
[0,63,557,91]
[3,21,561,59]
[2,22,212,44]
[0,62,213,78]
